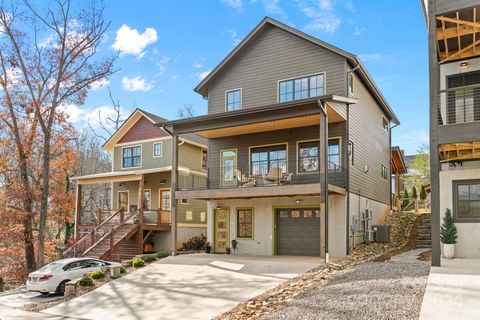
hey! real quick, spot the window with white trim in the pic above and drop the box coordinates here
[122,146,141,168]
[153,142,162,157]
[226,89,241,111]
[181,199,189,205]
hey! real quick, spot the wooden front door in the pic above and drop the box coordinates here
[214,208,230,253]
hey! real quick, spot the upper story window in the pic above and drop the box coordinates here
[298,141,319,173]
[381,164,388,180]
[226,89,241,111]
[153,142,162,157]
[328,138,341,170]
[382,117,389,133]
[122,146,141,168]
[348,73,354,95]
[201,149,208,171]
[348,140,354,166]
[251,144,287,176]
[279,73,324,103]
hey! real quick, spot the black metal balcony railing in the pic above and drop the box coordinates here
[178,160,345,191]
[438,84,480,125]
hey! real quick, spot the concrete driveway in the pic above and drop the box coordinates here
[43,254,321,320]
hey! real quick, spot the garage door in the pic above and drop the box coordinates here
[275,208,320,256]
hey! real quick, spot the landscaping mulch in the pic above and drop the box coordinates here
[418,250,432,261]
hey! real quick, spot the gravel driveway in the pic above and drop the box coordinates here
[262,249,430,320]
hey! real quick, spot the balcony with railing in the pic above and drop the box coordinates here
[438,84,480,126]
[177,159,345,199]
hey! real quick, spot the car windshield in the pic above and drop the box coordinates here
[37,262,62,273]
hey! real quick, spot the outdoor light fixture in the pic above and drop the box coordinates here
[215,203,223,209]
[159,179,167,184]
[296,199,303,204]
[459,61,469,69]
[364,164,369,173]
[118,183,125,187]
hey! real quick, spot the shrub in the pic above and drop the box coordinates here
[79,276,94,286]
[181,234,207,251]
[142,255,156,263]
[120,266,126,274]
[411,186,418,199]
[132,258,145,268]
[402,189,409,207]
[155,250,169,259]
[440,209,457,244]
[0,276,4,291]
[90,270,105,279]
[420,184,427,200]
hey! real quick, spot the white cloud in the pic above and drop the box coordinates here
[90,78,110,91]
[353,26,365,36]
[226,29,241,46]
[84,105,131,127]
[121,76,154,92]
[59,103,84,122]
[395,130,430,154]
[358,52,410,66]
[220,0,243,11]
[193,62,203,69]
[111,24,158,57]
[297,0,356,34]
[156,56,170,76]
[198,70,212,81]
[170,74,180,80]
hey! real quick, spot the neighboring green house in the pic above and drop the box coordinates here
[69,109,207,260]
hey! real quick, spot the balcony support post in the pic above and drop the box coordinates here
[171,134,179,255]
[319,101,329,262]
[138,174,144,254]
[74,183,82,240]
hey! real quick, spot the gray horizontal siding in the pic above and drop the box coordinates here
[207,24,347,114]
[348,72,391,204]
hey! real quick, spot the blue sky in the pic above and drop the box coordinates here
[72,0,429,155]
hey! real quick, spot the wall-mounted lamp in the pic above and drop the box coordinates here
[159,179,167,184]
[364,164,369,173]
[296,199,303,204]
[459,61,469,69]
[215,203,223,209]
[118,183,125,187]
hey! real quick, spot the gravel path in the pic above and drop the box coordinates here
[262,249,431,320]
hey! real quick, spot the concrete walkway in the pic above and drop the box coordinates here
[43,254,321,320]
[420,258,480,320]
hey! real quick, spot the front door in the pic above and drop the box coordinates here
[118,191,129,213]
[220,150,237,188]
[214,208,230,253]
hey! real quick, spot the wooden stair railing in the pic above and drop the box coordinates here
[83,210,139,259]
[62,208,125,258]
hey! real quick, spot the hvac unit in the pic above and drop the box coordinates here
[361,209,372,221]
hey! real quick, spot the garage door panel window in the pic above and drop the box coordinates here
[237,209,253,239]
[454,180,480,221]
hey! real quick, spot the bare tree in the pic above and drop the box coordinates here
[177,103,195,119]
[88,88,129,142]
[0,0,116,266]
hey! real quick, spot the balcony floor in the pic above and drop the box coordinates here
[175,183,345,200]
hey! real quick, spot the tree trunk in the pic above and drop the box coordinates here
[37,133,51,267]
[19,157,36,272]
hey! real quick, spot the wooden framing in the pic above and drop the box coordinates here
[438,141,480,162]
[436,7,480,63]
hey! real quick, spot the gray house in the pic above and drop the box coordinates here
[164,17,399,258]
[424,0,480,264]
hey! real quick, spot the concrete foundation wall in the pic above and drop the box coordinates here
[439,161,480,258]
[152,226,207,252]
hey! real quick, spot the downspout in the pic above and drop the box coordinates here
[345,63,360,255]
[389,123,400,211]
[319,100,329,262]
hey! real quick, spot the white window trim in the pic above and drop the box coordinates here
[382,116,389,133]
[121,145,142,169]
[153,142,163,158]
[159,188,171,211]
[201,149,208,171]
[276,71,327,103]
[181,198,189,205]
[185,210,193,221]
[225,88,242,112]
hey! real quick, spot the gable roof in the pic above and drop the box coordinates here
[102,108,207,151]
[194,16,399,125]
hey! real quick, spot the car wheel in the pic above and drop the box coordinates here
[41,292,49,296]
[55,280,69,296]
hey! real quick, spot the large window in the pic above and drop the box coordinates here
[201,149,208,171]
[298,141,319,173]
[122,146,141,168]
[279,74,324,103]
[237,208,253,239]
[454,180,480,221]
[118,191,129,212]
[159,189,171,211]
[226,89,241,111]
[251,144,287,175]
[328,138,341,170]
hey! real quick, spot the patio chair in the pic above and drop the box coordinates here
[263,167,282,183]
[236,169,256,187]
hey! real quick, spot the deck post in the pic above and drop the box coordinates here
[74,184,81,240]
[138,174,144,254]
[319,101,329,262]
[171,134,179,255]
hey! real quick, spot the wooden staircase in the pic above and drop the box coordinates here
[416,214,432,249]
[83,223,140,260]
[63,208,141,261]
